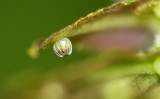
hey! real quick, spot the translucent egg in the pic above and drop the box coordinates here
[53,38,72,57]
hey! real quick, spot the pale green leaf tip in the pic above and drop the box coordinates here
[122,0,137,5]
[27,46,39,59]
[154,56,160,75]
[153,1,160,18]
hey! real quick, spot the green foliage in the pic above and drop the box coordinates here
[1,0,160,99]
[26,0,160,99]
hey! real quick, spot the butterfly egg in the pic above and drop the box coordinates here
[53,38,72,57]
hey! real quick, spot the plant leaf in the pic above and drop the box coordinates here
[28,0,160,58]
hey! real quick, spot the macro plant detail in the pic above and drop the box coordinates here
[28,0,160,58]
[2,0,160,99]
[26,0,160,99]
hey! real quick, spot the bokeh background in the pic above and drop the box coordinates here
[0,0,113,98]
[2,0,160,99]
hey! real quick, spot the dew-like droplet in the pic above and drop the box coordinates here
[53,38,72,57]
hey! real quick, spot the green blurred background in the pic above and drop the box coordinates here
[0,0,112,97]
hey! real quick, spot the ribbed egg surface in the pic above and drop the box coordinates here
[53,38,72,57]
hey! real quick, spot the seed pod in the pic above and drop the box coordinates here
[53,38,72,57]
